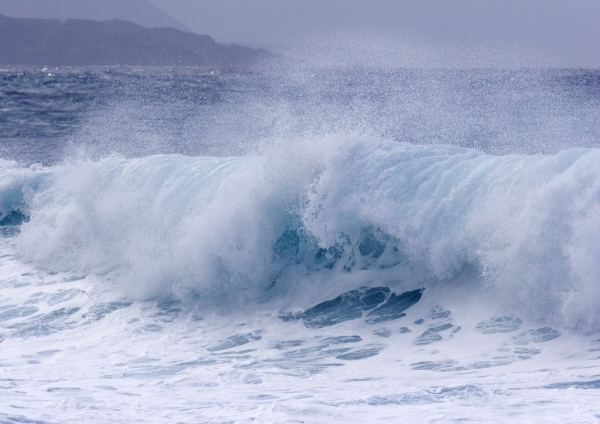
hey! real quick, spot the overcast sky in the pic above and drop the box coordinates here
[1,0,598,68]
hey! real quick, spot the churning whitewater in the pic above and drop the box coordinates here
[1,68,600,422]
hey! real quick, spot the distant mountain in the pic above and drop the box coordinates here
[0,14,273,67]
[0,0,189,31]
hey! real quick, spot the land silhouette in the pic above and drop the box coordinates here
[0,0,189,32]
[0,14,272,67]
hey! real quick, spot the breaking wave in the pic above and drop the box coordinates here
[1,135,599,330]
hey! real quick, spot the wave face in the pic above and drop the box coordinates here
[3,136,599,330]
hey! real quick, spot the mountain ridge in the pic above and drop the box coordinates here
[0,0,189,32]
[0,14,272,67]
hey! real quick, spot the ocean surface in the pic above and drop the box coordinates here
[1,66,600,423]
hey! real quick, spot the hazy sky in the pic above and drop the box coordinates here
[1,0,599,68]
[0,0,190,29]
[145,0,600,68]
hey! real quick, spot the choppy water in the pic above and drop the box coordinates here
[0,66,600,423]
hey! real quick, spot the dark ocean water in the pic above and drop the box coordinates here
[2,67,599,165]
